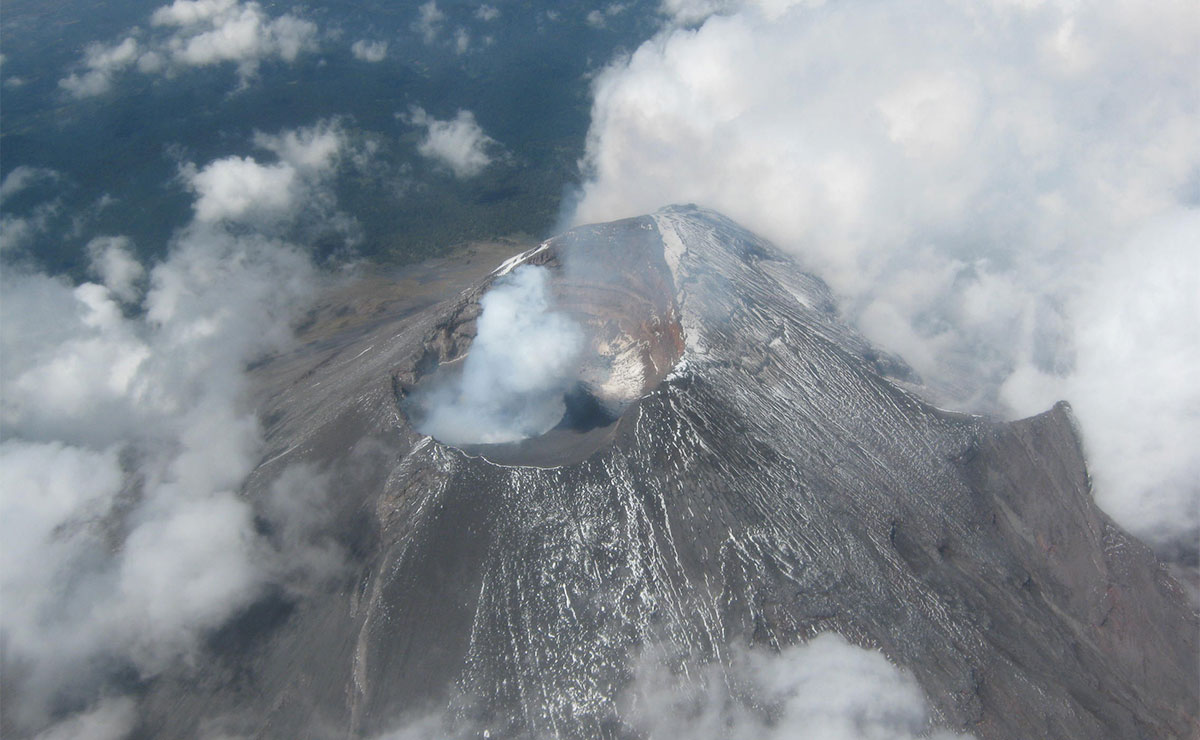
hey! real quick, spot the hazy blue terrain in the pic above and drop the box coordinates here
[1,0,660,276]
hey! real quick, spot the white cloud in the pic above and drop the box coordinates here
[187,156,299,222]
[573,0,1200,551]
[588,3,629,28]
[658,0,734,24]
[87,236,145,303]
[376,633,973,739]
[0,123,344,735]
[453,27,471,54]
[59,36,140,97]
[184,119,346,223]
[0,170,61,253]
[1001,210,1200,550]
[0,211,52,253]
[475,4,500,22]
[150,0,237,26]
[625,634,973,740]
[59,0,317,97]
[254,119,345,170]
[352,39,388,62]
[660,0,817,24]
[154,0,317,75]
[414,1,446,44]
[0,166,59,204]
[408,106,499,178]
[31,697,137,740]
[260,463,346,584]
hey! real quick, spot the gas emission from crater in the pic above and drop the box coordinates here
[408,265,584,446]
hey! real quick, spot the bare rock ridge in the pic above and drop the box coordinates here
[135,206,1196,739]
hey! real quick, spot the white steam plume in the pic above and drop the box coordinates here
[572,0,1200,551]
[413,264,583,446]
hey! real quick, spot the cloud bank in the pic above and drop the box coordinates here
[573,0,1200,551]
[410,264,584,446]
[0,123,346,737]
[59,0,318,97]
[408,106,500,179]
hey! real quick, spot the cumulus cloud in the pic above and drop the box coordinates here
[413,1,446,44]
[87,235,145,303]
[0,205,58,254]
[375,633,972,739]
[409,265,584,445]
[408,106,499,178]
[659,0,815,25]
[59,0,317,97]
[573,0,1200,552]
[58,36,140,97]
[152,0,317,74]
[351,39,388,62]
[0,168,63,254]
[0,166,60,205]
[0,123,345,735]
[183,119,346,224]
[186,157,298,222]
[475,5,500,22]
[625,634,972,740]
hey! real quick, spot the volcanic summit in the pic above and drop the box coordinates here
[133,206,1197,739]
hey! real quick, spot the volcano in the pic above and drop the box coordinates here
[134,206,1196,739]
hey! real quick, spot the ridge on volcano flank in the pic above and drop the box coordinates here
[398,218,685,466]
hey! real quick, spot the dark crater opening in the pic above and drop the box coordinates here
[557,383,621,433]
[394,216,685,467]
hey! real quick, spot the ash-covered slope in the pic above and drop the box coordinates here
[137,206,1196,739]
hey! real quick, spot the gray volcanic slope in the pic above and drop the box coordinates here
[136,206,1196,739]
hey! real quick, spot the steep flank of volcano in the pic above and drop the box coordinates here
[131,207,1197,740]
